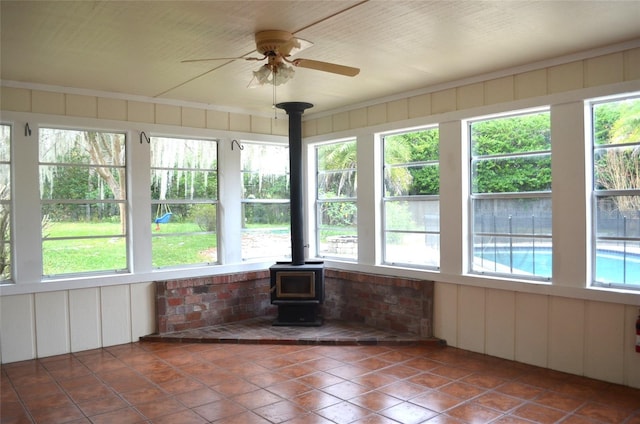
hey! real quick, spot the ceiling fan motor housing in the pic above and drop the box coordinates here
[255,30,293,55]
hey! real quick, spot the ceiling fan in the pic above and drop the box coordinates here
[182,30,360,87]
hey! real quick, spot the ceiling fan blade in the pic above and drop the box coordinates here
[181,56,264,64]
[292,59,360,77]
[280,37,313,57]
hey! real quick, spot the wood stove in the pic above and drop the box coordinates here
[270,102,324,326]
[271,261,324,326]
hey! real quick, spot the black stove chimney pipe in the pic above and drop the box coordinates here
[276,102,313,266]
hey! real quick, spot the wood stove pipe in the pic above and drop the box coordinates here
[276,102,313,266]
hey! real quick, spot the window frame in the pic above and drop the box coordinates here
[39,126,128,278]
[381,126,440,269]
[468,109,552,281]
[590,94,640,291]
[240,140,291,261]
[150,135,220,269]
[315,138,358,261]
[0,123,12,283]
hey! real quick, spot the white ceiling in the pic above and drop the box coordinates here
[2,1,640,117]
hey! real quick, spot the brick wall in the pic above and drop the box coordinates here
[155,268,434,337]
[155,271,275,333]
[322,269,434,338]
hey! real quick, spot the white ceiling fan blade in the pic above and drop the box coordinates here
[292,59,360,77]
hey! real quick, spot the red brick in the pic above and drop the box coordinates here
[186,312,202,321]
[167,297,183,307]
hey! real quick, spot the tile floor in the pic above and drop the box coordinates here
[2,320,640,424]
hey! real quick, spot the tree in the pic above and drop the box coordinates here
[384,129,440,196]
[594,99,640,212]
[471,113,552,193]
[40,129,126,227]
[317,140,357,198]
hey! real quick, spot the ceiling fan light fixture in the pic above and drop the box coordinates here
[273,63,294,86]
[252,63,295,86]
[253,64,272,85]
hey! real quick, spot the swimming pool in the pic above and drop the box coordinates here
[474,247,640,286]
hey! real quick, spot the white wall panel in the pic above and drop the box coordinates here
[485,289,515,360]
[69,288,102,352]
[0,294,35,363]
[548,297,585,375]
[584,301,625,384]
[101,285,131,346]
[434,282,457,346]
[623,305,640,388]
[457,286,485,352]
[515,293,548,367]
[130,282,155,340]
[35,291,70,357]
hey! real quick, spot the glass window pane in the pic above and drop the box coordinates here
[317,141,356,171]
[318,170,357,199]
[473,198,552,236]
[384,199,440,267]
[152,233,217,267]
[385,233,440,267]
[151,136,218,268]
[40,165,124,200]
[471,153,551,194]
[385,200,439,232]
[42,205,126,236]
[592,97,640,290]
[151,137,218,202]
[594,240,640,287]
[43,237,126,275]
[317,200,357,259]
[384,129,439,163]
[595,196,639,237]
[469,111,551,280]
[40,128,127,277]
[382,127,440,268]
[241,209,291,261]
[241,143,290,261]
[593,98,640,146]
[472,198,552,278]
[594,146,640,191]
[385,164,440,196]
[0,203,10,282]
[151,137,218,169]
[243,172,289,199]
[40,129,125,165]
[470,112,551,156]
[472,236,552,279]
[0,124,10,282]
[0,125,10,162]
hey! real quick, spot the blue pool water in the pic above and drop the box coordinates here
[475,248,640,286]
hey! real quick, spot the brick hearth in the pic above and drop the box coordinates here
[154,268,434,338]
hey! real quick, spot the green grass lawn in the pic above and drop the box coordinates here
[43,221,218,274]
[42,221,353,275]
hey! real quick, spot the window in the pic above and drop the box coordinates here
[150,136,218,268]
[241,142,291,260]
[0,124,11,282]
[316,139,357,260]
[592,96,640,289]
[383,127,440,268]
[470,111,552,279]
[40,128,127,276]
